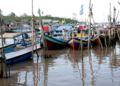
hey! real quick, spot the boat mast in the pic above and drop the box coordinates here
[31,0,39,59]
[88,0,91,49]
[38,9,50,58]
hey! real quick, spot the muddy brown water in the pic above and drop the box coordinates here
[0,42,120,86]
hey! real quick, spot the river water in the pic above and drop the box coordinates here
[0,42,120,86]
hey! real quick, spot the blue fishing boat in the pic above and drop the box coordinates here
[0,33,41,64]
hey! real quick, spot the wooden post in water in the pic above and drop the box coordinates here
[113,6,116,27]
[104,26,107,48]
[113,6,116,45]
[88,0,91,49]
[0,9,8,78]
[81,30,83,60]
[31,0,34,59]
[33,15,39,58]
[92,16,103,49]
[117,2,120,41]
[108,3,111,46]
[115,11,120,41]
[38,9,50,58]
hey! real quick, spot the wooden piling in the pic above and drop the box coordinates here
[117,30,120,41]
[31,0,39,59]
[88,0,91,49]
[113,6,116,45]
[38,9,50,58]
[113,6,116,27]
[0,9,8,78]
[31,0,34,59]
[115,11,120,41]
[108,3,111,46]
[92,16,103,49]
[33,16,39,58]
[104,27,107,47]
[81,30,83,60]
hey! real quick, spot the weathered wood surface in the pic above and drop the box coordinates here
[0,44,15,48]
[0,33,23,38]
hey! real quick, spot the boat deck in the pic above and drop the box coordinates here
[0,43,41,60]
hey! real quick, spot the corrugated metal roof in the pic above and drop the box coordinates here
[55,25,72,31]
[42,19,52,23]
[52,20,59,23]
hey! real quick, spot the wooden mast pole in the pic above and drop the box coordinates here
[105,25,107,48]
[113,6,116,45]
[92,17,103,49]
[117,2,120,41]
[33,15,39,58]
[88,0,91,49]
[31,0,34,59]
[38,9,50,58]
[0,9,8,78]
[81,30,83,60]
[116,11,120,41]
[108,3,111,46]
[91,4,103,49]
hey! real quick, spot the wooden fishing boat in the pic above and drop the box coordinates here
[43,35,68,50]
[91,30,109,46]
[41,25,72,50]
[68,38,88,50]
[68,28,88,50]
[0,33,41,64]
[91,35,104,45]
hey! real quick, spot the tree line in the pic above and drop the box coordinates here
[2,12,78,23]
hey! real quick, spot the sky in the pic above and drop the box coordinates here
[0,0,120,23]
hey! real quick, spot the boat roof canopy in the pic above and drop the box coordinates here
[0,33,24,39]
[55,25,72,31]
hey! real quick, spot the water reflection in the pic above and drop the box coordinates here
[0,43,120,86]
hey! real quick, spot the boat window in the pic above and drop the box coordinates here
[54,35,57,37]
[56,31,59,33]
[86,30,88,34]
[78,30,80,33]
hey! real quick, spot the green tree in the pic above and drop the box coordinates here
[8,12,16,17]
[20,13,28,17]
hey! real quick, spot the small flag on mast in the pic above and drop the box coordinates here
[80,5,83,15]
[38,9,44,14]
[38,9,40,14]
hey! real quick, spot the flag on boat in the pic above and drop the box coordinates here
[38,9,44,14]
[75,13,77,16]
[73,12,77,16]
[80,5,83,15]
[62,20,65,24]
[38,9,40,14]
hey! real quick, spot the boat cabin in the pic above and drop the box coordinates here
[99,30,108,36]
[76,29,88,40]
